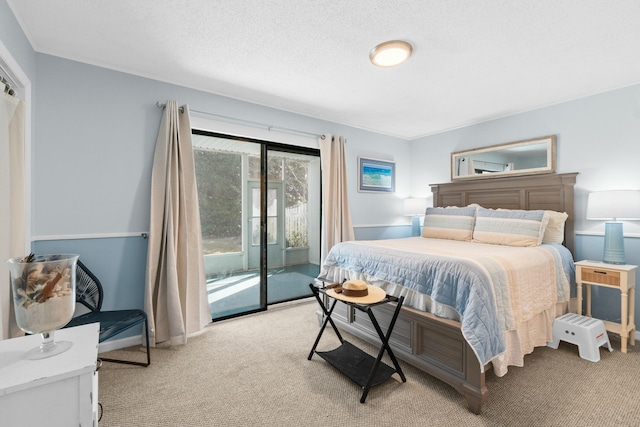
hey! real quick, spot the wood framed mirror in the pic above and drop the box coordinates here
[451,135,556,181]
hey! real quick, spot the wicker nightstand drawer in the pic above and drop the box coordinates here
[581,268,620,286]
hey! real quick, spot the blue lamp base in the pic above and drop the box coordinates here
[411,216,421,237]
[603,222,625,264]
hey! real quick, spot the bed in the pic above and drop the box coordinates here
[316,172,578,414]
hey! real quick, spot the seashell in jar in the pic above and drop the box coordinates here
[25,263,44,293]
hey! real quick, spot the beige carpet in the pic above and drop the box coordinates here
[98,300,640,427]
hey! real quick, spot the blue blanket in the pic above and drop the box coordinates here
[320,239,574,369]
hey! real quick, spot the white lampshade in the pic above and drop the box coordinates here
[586,189,640,264]
[404,197,427,216]
[586,190,640,220]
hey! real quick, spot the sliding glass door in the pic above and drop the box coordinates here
[266,148,321,304]
[192,131,320,321]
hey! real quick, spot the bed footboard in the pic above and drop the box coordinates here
[326,300,487,414]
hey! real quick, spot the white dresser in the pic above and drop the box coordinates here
[0,323,100,427]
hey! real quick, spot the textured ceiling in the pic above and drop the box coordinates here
[8,0,640,140]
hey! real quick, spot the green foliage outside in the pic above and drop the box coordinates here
[286,229,308,248]
[194,147,310,254]
[194,149,242,254]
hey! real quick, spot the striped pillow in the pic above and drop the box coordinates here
[422,206,476,241]
[473,208,548,247]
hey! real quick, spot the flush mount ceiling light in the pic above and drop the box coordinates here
[369,40,413,68]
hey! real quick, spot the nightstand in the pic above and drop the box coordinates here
[575,260,637,353]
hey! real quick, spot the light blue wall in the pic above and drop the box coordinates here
[410,84,640,235]
[30,236,148,338]
[32,53,411,240]
[410,84,640,327]
[354,225,411,240]
[31,237,148,311]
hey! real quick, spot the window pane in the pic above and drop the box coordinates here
[251,218,260,246]
[268,157,283,181]
[266,188,278,216]
[193,149,242,254]
[248,156,260,181]
[251,188,260,217]
[267,217,277,245]
[247,156,283,181]
[193,131,321,319]
[267,149,320,305]
[284,158,309,247]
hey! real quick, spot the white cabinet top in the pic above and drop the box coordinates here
[0,323,99,396]
[575,260,638,271]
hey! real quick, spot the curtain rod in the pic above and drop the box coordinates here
[156,101,326,140]
[0,72,15,97]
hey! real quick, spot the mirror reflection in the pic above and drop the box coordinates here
[451,135,556,180]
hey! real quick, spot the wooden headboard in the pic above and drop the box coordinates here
[430,172,578,255]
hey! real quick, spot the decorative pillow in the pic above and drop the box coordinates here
[422,206,476,241]
[542,210,568,244]
[473,207,548,247]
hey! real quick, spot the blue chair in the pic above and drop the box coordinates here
[64,260,150,366]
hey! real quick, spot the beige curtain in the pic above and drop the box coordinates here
[145,100,211,347]
[0,93,26,340]
[319,134,355,262]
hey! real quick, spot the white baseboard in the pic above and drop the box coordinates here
[98,335,142,353]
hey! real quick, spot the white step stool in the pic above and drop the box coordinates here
[547,313,612,362]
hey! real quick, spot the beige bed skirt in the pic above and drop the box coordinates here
[318,269,570,377]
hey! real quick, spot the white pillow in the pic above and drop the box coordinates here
[542,210,568,244]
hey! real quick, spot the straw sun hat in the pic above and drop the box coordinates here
[325,280,387,304]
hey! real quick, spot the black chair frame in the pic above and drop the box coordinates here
[64,260,150,367]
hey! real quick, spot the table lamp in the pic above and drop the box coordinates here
[404,197,428,236]
[586,190,640,264]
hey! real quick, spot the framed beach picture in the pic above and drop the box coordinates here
[358,157,395,193]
